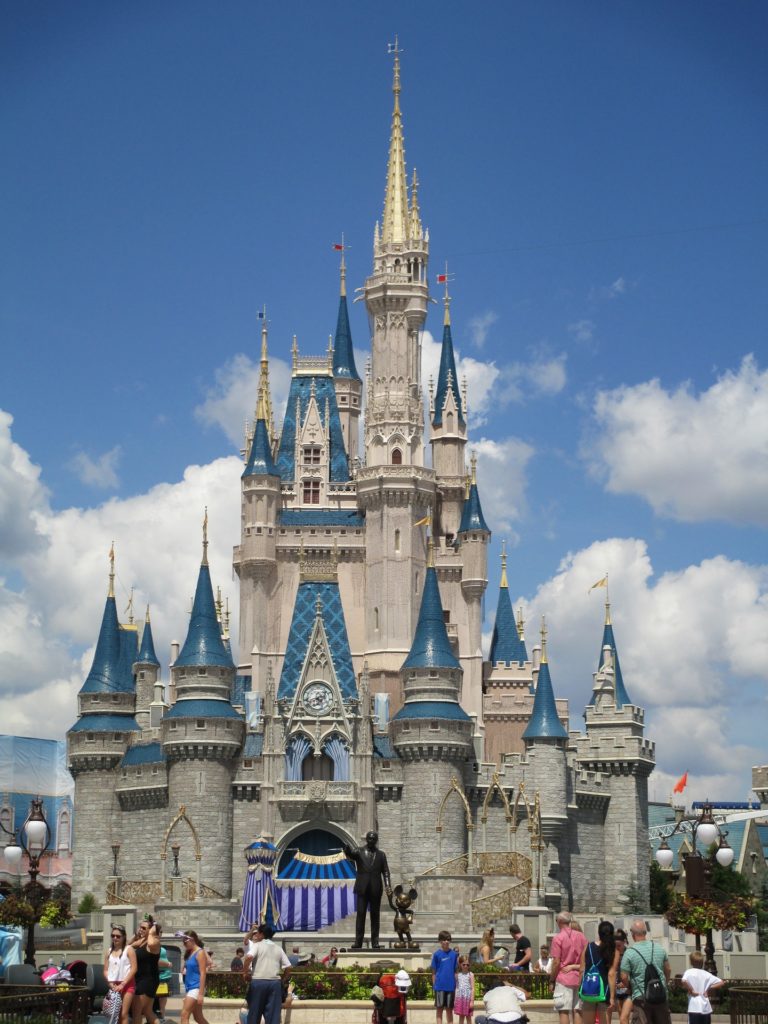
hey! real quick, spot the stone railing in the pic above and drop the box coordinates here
[279,780,355,799]
[470,878,531,929]
[356,465,435,484]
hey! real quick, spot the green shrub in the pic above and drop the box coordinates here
[77,892,98,914]
[39,900,72,928]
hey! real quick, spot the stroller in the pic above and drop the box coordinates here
[371,970,411,1024]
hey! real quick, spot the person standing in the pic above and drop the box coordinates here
[243,924,291,1024]
[550,911,588,1024]
[619,920,671,1024]
[154,926,173,1022]
[180,931,209,1024]
[579,921,619,1024]
[104,924,137,1024]
[681,951,724,1024]
[508,925,532,972]
[431,930,459,1024]
[343,830,392,949]
[131,918,161,1024]
[455,955,476,1024]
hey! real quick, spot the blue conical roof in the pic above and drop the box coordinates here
[591,621,632,708]
[175,563,234,668]
[458,482,489,533]
[137,616,160,667]
[522,659,568,741]
[402,566,461,671]
[490,586,527,665]
[79,595,135,694]
[332,293,360,381]
[243,417,278,477]
[432,321,465,427]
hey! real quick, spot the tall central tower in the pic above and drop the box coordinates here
[358,45,435,707]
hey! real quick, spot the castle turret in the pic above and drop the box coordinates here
[522,621,568,845]
[134,606,160,729]
[233,327,282,694]
[391,549,473,875]
[163,515,245,896]
[576,598,655,910]
[456,452,490,724]
[67,548,140,900]
[358,45,435,702]
[431,281,467,541]
[332,246,362,462]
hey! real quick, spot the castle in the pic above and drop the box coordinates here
[67,49,655,927]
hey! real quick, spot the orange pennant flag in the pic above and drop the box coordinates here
[672,771,688,794]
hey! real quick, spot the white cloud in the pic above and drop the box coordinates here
[0,410,49,560]
[512,537,768,801]
[473,436,535,536]
[420,330,500,427]
[588,355,768,526]
[610,276,626,296]
[68,446,121,489]
[568,319,595,344]
[195,353,292,448]
[468,310,498,349]
[501,350,567,403]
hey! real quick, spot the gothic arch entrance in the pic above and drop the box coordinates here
[275,822,355,875]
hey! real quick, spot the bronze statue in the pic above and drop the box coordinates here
[389,884,419,949]
[343,830,392,949]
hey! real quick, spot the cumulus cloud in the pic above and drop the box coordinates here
[511,537,768,801]
[195,353,292,448]
[0,410,49,560]
[500,350,567,404]
[473,436,535,536]
[420,330,500,428]
[587,355,768,526]
[468,310,498,349]
[68,446,121,489]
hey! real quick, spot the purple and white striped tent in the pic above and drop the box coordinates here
[276,850,357,931]
[238,839,281,932]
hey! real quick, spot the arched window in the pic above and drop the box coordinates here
[446,412,454,432]
[391,448,402,465]
[394,529,401,553]
[302,751,334,781]
[374,607,380,631]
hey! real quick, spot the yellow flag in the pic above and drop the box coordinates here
[588,575,608,594]
[414,514,431,527]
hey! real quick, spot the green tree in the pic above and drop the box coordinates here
[619,874,646,914]
[650,862,674,913]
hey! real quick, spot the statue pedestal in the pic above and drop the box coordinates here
[337,948,433,971]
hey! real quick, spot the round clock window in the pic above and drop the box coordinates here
[303,683,333,714]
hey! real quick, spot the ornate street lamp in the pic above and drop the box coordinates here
[654,801,733,973]
[112,842,121,877]
[1,796,52,965]
[171,843,181,878]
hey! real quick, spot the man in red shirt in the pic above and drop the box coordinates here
[549,912,588,1024]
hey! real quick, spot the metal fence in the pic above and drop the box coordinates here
[729,987,768,1024]
[0,985,90,1024]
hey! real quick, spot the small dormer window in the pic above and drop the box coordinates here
[303,480,320,504]
[303,446,321,465]
[196,720,206,730]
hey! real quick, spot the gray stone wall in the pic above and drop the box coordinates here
[168,757,235,897]
[567,804,607,912]
[71,768,121,904]
[603,772,650,911]
[374,791,404,884]
[400,759,468,879]
[231,793,263,900]
[117,804,172,881]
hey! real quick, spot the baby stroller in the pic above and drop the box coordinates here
[371,970,411,1024]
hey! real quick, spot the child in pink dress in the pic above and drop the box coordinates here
[454,956,475,1024]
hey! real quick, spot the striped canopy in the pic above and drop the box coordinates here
[278,850,355,882]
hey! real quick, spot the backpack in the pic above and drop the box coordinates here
[633,943,666,1005]
[579,944,606,1003]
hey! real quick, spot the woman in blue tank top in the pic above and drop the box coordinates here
[180,931,209,1024]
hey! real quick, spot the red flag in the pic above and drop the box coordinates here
[672,771,688,794]
[436,274,447,283]
[333,244,344,251]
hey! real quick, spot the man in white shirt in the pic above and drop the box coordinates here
[476,978,527,1024]
[243,925,291,1024]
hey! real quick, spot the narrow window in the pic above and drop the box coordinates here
[391,448,402,466]
[394,529,401,553]
[446,412,454,432]
[374,607,379,631]
[302,480,320,504]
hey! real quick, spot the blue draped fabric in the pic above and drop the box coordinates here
[324,736,349,781]
[285,735,311,781]
[277,883,356,930]
[238,839,281,932]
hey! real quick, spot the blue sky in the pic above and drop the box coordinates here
[2,2,767,802]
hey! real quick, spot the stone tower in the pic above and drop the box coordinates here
[134,607,160,731]
[430,286,467,541]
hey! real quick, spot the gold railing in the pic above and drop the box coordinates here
[470,879,531,929]
[421,851,533,880]
[420,854,469,876]
[106,877,225,904]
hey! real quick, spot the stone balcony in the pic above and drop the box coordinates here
[274,779,358,821]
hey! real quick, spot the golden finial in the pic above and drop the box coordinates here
[255,306,274,438]
[125,587,134,625]
[500,541,508,589]
[145,604,151,624]
[382,37,409,245]
[224,597,230,636]
[517,605,525,641]
[605,595,612,626]
[108,542,115,597]
[215,585,223,622]
[540,616,548,663]
[470,449,478,485]
[410,168,422,240]
[442,262,452,327]
[202,507,209,567]
[427,530,434,568]
[315,593,323,618]
[465,473,471,499]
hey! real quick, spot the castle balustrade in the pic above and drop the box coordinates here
[469,877,532,929]
[421,850,532,880]
[275,780,358,821]
[105,876,225,905]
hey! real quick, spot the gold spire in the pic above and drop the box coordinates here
[382,37,410,245]
[108,542,115,597]
[470,449,478,485]
[517,605,525,641]
[255,307,274,439]
[202,507,209,567]
[126,587,134,625]
[145,604,151,624]
[605,596,612,626]
[500,540,508,589]
[443,261,451,326]
[215,585,223,623]
[410,168,422,240]
[339,233,347,297]
[427,530,434,568]
[540,616,548,663]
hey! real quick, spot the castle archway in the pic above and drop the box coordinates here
[275,821,356,875]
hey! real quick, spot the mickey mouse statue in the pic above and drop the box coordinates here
[388,884,419,949]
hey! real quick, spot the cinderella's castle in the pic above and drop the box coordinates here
[67,49,655,927]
